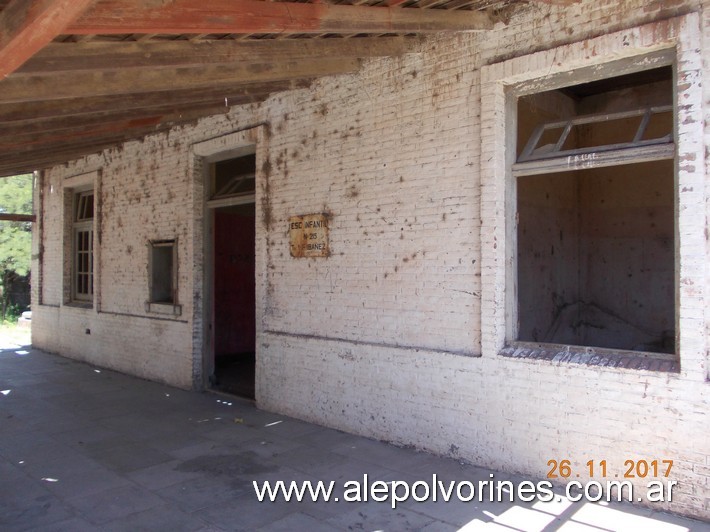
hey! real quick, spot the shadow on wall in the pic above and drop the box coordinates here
[543,301,675,354]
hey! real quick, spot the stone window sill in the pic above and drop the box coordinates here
[145,302,182,317]
[499,343,679,373]
[63,301,93,310]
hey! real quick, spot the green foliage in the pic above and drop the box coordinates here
[0,174,32,277]
[0,174,33,321]
[2,302,22,322]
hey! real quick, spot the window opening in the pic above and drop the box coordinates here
[514,66,675,355]
[150,240,176,304]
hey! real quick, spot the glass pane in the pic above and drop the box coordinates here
[74,228,93,299]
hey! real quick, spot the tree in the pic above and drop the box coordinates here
[0,174,33,320]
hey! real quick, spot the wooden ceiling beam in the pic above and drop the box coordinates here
[0,0,96,78]
[0,214,35,223]
[0,108,230,152]
[0,80,311,122]
[0,138,139,174]
[0,131,166,176]
[0,103,235,137]
[19,36,417,73]
[0,58,358,103]
[0,110,215,160]
[67,0,493,35]
[0,117,163,151]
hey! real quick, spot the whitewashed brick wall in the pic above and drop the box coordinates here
[32,106,265,388]
[32,0,709,519]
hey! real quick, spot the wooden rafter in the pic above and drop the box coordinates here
[0,58,360,103]
[0,0,95,78]
[0,214,35,223]
[0,108,233,151]
[0,115,222,176]
[18,36,417,73]
[0,103,231,138]
[67,0,493,35]
[0,81,310,123]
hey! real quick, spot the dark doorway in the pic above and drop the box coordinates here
[207,149,257,399]
[212,203,256,398]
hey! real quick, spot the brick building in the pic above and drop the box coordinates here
[2,0,708,520]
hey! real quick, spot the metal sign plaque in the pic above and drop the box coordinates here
[289,213,330,258]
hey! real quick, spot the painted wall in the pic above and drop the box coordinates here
[32,0,709,519]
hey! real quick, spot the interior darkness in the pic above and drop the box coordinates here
[151,243,174,303]
[559,66,673,99]
[213,153,256,198]
[516,67,675,354]
[211,161,256,398]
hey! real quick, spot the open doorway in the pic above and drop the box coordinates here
[207,150,256,398]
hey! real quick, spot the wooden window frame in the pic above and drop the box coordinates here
[71,189,94,303]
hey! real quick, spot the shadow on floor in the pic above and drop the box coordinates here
[212,352,255,400]
[0,345,707,531]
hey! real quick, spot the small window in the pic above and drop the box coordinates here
[72,190,94,302]
[149,240,176,304]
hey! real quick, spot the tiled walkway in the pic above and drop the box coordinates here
[0,342,707,531]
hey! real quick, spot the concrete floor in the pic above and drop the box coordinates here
[0,341,708,532]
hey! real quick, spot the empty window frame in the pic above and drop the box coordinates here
[72,189,94,302]
[149,240,177,304]
[514,66,675,355]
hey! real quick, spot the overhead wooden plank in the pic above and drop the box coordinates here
[0,121,192,173]
[0,80,311,122]
[0,107,232,151]
[0,117,161,151]
[67,0,493,35]
[0,136,147,171]
[19,36,418,73]
[0,112,220,174]
[0,103,232,137]
[0,0,95,78]
[534,0,581,4]
[0,133,158,176]
[0,214,35,222]
[0,58,359,103]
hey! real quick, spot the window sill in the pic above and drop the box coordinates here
[63,301,93,310]
[499,343,679,373]
[145,302,182,317]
